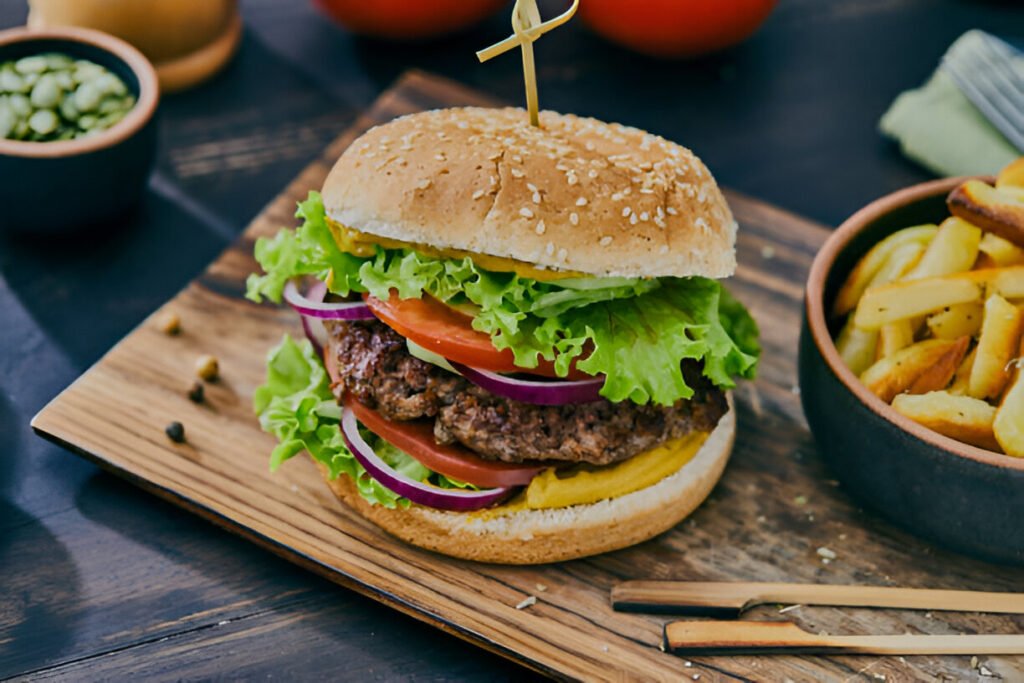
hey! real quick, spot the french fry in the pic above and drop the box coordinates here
[947,180,1024,249]
[926,302,984,340]
[832,225,937,316]
[979,232,1024,267]
[993,336,1024,457]
[968,294,1024,400]
[855,276,983,329]
[892,391,1000,451]
[876,319,914,360]
[860,338,967,402]
[989,266,1024,299]
[904,216,981,280]
[835,317,878,376]
[948,346,977,396]
[907,336,969,394]
[996,157,1024,190]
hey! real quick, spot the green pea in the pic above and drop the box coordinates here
[13,119,29,139]
[54,70,73,90]
[0,102,14,138]
[97,111,125,130]
[14,55,48,75]
[45,53,72,70]
[8,93,30,117]
[73,81,101,112]
[59,95,79,122]
[0,69,28,94]
[30,74,60,109]
[28,109,58,135]
[73,62,104,84]
[78,114,97,130]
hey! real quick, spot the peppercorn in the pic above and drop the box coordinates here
[187,382,204,403]
[165,421,185,443]
[195,354,219,381]
[157,311,181,335]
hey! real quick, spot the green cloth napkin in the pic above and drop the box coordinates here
[880,30,1021,177]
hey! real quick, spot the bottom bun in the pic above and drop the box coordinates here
[316,397,735,564]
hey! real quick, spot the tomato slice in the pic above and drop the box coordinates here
[364,292,591,380]
[342,394,543,488]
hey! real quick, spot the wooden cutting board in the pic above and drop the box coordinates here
[32,71,1024,682]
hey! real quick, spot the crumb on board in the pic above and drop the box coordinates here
[535,583,548,592]
[794,495,808,506]
[515,596,537,610]
[778,604,802,614]
[187,381,205,403]
[157,311,181,335]
[817,547,837,560]
[164,421,185,443]
[195,354,219,381]
[760,245,775,259]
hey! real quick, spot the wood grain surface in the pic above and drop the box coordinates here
[32,72,1024,682]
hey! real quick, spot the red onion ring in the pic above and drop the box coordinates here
[298,281,329,357]
[283,280,376,320]
[340,407,514,511]
[448,361,604,405]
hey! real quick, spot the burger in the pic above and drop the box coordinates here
[247,107,759,564]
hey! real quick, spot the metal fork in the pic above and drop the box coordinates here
[942,31,1024,153]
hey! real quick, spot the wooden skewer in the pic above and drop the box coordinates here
[664,620,1024,656]
[612,581,1024,617]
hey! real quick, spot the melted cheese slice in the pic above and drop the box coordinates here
[326,217,585,281]
[473,431,709,517]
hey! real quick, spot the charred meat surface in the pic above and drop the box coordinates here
[326,319,727,466]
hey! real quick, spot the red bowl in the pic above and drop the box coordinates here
[313,0,508,40]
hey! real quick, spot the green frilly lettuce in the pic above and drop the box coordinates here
[254,334,473,508]
[247,191,760,406]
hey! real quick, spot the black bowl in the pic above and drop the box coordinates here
[0,26,159,235]
[799,176,1024,565]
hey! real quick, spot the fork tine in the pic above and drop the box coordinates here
[942,35,1024,153]
[942,59,1024,152]
[962,58,1024,131]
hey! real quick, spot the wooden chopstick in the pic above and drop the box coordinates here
[664,620,1024,656]
[612,581,1024,617]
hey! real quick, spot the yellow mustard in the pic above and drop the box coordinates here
[326,217,586,281]
[472,431,709,517]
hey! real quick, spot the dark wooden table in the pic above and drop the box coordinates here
[2,1,1023,680]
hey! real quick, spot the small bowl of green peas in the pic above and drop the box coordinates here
[0,26,159,235]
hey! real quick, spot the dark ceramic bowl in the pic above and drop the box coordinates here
[799,175,1024,565]
[0,26,159,235]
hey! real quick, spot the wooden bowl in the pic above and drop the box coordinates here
[0,26,159,235]
[799,176,1024,565]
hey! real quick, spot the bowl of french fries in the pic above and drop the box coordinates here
[800,158,1024,564]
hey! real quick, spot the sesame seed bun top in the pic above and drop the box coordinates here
[321,107,737,279]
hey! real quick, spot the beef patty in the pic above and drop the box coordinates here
[326,319,728,466]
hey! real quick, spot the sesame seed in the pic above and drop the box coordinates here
[567,173,578,186]
[640,187,655,194]
[489,175,498,186]
[527,182,538,193]
[611,193,623,202]
[585,141,595,151]
[570,212,579,226]
[557,247,568,261]
[666,207,678,215]
[510,168,525,179]
[622,207,632,217]
[472,189,486,200]
[435,153,446,161]
[535,220,546,235]
[630,213,638,225]
[545,242,555,256]
[520,207,534,218]
[576,197,588,207]
[640,212,650,222]
[532,192,542,204]
[588,170,598,179]
[655,217,667,228]
[415,178,432,190]
[599,236,612,246]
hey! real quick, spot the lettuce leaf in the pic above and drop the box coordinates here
[254,335,475,508]
[247,192,760,406]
